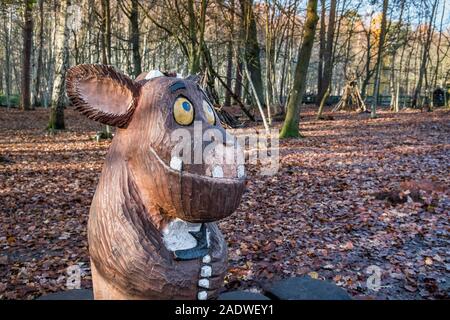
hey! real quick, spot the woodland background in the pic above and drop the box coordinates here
[0,0,449,300]
[0,0,449,128]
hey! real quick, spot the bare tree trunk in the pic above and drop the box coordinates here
[360,13,374,100]
[280,0,319,138]
[100,0,112,65]
[130,0,141,77]
[234,6,244,103]
[224,40,233,106]
[33,0,44,107]
[279,9,296,107]
[316,0,336,106]
[264,0,274,124]
[240,0,265,107]
[234,59,243,102]
[224,0,235,107]
[432,0,445,89]
[244,62,269,132]
[317,0,326,99]
[20,0,34,111]
[412,0,438,108]
[317,87,329,119]
[100,0,113,138]
[187,0,200,74]
[3,7,12,109]
[371,0,389,118]
[48,0,70,130]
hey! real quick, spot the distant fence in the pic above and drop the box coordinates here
[301,94,438,107]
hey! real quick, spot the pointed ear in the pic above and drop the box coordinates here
[66,64,141,128]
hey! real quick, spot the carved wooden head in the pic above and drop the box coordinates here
[66,64,245,226]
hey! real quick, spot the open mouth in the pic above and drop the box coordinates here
[144,146,246,222]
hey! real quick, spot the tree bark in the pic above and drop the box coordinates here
[432,0,445,89]
[280,0,319,138]
[224,40,233,106]
[48,0,70,130]
[224,0,235,107]
[33,0,44,107]
[101,0,112,65]
[371,0,389,118]
[130,0,141,77]
[412,0,438,108]
[21,0,34,111]
[240,0,264,107]
[185,0,207,75]
[3,7,12,109]
[317,0,326,98]
[316,0,336,106]
[234,59,243,102]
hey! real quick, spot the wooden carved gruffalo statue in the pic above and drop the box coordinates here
[66,64,246,300]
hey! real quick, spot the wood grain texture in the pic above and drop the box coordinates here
[66,64,141,128]
[66,65,245,299]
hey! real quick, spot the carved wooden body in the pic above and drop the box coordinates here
[66,65,245,299]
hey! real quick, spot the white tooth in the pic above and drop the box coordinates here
[212,166,223,178]
[197,291,207,300]
[145,70,164,80]
[170,156,182,171]
[237,165,245,178]
[202,255,211,263]
[206,229,211,248]
[200,265,212,277]
[198,279,210,289]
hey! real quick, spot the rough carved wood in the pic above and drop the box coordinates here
[66,64,246,300]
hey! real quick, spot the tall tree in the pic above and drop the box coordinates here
[316,0,337,106]
[186,0,207,74]
[412,0,438,108]
[119,0,142,77]
[224,0,235,107]
[130,0,141,76]
[317,0,326,98]
[100,0,113,139]
[33,0,44,107]
[371,0,389,118]
[101,0,112,65]
[20,0,34,111]
[2,6,12,109]
[360,9,375,99]
[280,0,319,138]
[240,0,264,107]
[48,0,70,130]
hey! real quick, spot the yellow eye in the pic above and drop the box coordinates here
[203,100,215,125]
[173,97,194,125]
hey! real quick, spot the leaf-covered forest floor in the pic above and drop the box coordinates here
[0,106,449,300]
